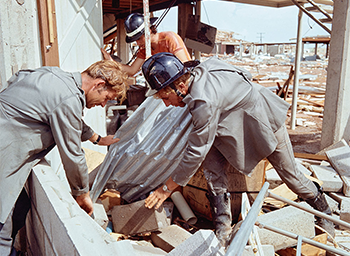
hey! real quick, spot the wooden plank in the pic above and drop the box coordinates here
[294,152,328,161]
[326,144,350,196]
[36,0,60,66]
[299,97,324,107]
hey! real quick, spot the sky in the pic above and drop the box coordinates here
[154,1,331,43]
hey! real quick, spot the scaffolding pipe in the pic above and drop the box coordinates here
[291,0,331,34]
[268,192,350,230]
[306,0,333,20]
[290,7,303,130]
[256,221,350,256]
[225,182,270,256]
[143,0,151,58]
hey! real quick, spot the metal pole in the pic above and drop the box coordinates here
[256,221,350,256]
[225,182,270,256]
[290,7,303,130]
[268,191,350,230]
[194,1,201,60]
[143,0,151,58]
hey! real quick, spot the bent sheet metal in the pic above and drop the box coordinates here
[91,97,193,202]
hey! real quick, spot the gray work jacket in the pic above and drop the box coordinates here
[172,56,290,186]
[0,67,92,223]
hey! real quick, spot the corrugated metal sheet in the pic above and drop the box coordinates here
[90,97,193,202]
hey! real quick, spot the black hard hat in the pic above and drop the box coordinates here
[142,52,187,96]
[124,13,158,43]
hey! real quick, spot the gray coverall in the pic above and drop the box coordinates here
[171,56,317,200]
[0,67,93,255]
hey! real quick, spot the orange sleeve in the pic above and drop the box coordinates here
[165,32,191,61]
[137,48,146,60]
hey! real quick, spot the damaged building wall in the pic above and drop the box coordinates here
[0,0,41,91]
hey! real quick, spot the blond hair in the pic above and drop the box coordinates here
[83,60,129,103]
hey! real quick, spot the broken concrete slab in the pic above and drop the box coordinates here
[325,144,350,196]
[256,202,315,251]
[167,229,225,256]
[317,139,349,156]
[27,163,133,256]
[310,165,343,192]
[111,199,170,236]
[325,194,340,215]
[92,203,108,230]
[151,224,192,253]
[338,198,350,230]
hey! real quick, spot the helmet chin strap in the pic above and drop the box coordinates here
[170,84,185,98]
[175,89,185,99]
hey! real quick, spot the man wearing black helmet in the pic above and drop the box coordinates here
[102,13,191,76]
[142,52,335,248]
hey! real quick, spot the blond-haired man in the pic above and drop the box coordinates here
[0,60,128,256]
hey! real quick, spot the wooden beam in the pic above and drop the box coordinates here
[36,0,60,66]
[294,152,328,161]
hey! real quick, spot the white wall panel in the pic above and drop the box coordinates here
[55,0,106,154]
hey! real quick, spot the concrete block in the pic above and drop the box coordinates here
[256,202,315,251]
[242,245,275,256]
[325,193,340,214]
[310,165,343,192]
[167,229,225,256]
[325,144,350,196]
[317,139,349,156]
[151,224,192,252]
[92,203,109,230]
[111,199,170,235]
[340,198,350,229]
[329,192,350,204]
[27,164,134,256]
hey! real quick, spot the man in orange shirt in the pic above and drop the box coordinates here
[102,13,191,76]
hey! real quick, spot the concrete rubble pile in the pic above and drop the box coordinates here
[84,138,350,255]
